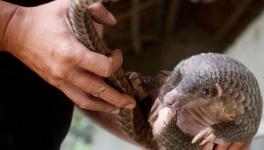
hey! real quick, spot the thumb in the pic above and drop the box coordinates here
[89,3,117,26]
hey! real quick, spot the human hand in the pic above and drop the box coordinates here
[3,0,135,113]
[202,140,251,150]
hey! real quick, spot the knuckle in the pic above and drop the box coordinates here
[62,51,78,64]
[102,61,114,77]
[52,78,64,89]
[90,86,107,98]
[50,66,66,81]
[56,43,79,65]
[77,102,91,110]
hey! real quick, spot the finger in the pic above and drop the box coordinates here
[229,143,245,150]
[202,142,215,150]
[78,49,123,78]
[241,140,252,150]
[57,0,69,10]
[88,3,117,26]
[59,81,119,113]
[215,143,231,150]
[229,140,251,150]
[67,68,135,109]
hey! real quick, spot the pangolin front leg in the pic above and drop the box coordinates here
[127,71,171,100]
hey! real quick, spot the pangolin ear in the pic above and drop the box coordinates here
[215,83,224,97]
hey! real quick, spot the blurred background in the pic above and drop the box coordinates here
[62,0,264,149]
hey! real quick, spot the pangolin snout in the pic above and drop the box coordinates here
[163,88,187,108]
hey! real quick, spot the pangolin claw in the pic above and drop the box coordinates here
[200,134,216,145]
[192,127,216,145]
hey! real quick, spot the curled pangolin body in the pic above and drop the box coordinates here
[69,0,157,149]
[68,1,262,149]
[155,53,262,149]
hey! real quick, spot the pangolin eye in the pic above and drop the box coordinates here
[202,89,210,97]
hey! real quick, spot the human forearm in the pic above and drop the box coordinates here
[0,1,22,51]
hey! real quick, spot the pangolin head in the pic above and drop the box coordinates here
[160,53,250,110]
[153,53,257,136]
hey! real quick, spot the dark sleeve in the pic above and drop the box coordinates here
[3,0,53,6]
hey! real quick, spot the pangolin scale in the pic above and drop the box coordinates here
[68,0,263,149]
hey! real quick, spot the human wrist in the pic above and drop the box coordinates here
[0,1,27,53]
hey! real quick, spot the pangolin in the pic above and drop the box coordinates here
[68,0,263,149]
[129,53,263,149]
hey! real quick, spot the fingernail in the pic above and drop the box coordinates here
[125,103,135,109]
[108,12,117,25]
[111,109,120,114]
